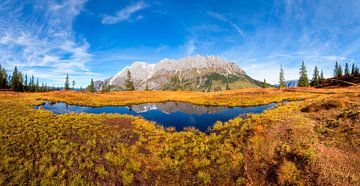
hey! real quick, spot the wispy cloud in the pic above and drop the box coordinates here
[102,1,148,24]
[207,11,244,37]
[185,39,196,56]
[0,0,94,86]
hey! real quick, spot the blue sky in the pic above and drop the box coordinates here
[1,0,360,87]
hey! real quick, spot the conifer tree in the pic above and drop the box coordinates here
[101,82,106,93]
[72,80,76,90]
[262,79,269,88]
[333,61,339,77]
[10,66,24,91]
[24,74,28,91]
[64,74,70,90]
[87,78,96,92]
[145,84,149,91]
[311,66,320,87]
[338,65,343,77]
[11,66,19,90]
[320,70,325,83]
[106,82,111,92]
[124,70,135,91]
[355,66,360,76]
[0,64,3,88]
[0,64,6,89]
[351,63,356,76]
[298,61,309,87]
[345,62,350,76]
[279,64,286,88]
[35,78,39,92]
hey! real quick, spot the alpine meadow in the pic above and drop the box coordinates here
[0,0,359,185]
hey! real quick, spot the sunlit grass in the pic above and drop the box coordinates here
[0,87,359,185]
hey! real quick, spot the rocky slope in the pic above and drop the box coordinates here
[107,55,262,91]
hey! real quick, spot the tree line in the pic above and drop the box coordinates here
[0,64,60,92]
[263,61,360,88]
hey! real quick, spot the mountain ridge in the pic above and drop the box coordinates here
[102,55,262,91]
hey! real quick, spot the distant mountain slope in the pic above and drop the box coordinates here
[107,55,262,91]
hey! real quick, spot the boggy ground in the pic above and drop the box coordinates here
[0,87,359,185]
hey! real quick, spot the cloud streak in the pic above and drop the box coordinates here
[0,0,96,86]
[102,1,148,24]
[207,11,244,37]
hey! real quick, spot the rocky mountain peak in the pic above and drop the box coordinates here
[107,55,258,91]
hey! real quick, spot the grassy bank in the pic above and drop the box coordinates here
[0,87,359,185]
[27,88,324,107]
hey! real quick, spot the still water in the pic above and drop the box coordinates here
[35,101,277,132]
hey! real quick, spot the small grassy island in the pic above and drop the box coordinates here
[1,87,359,185]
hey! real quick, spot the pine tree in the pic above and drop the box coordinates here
[17,72,23,92]
[345,62,350,76]
[0,64,3,88]
[87,78,96,92]
[11,66,19,90]
[24,74,28,91]
[35,78,39,92]
[72,80,76,90]
[145,84,149,91]
[334,61,339,77]
[320,70,325,84]
[64,74,70,90]
[279,64,286,88]
[355,67,360,76]
[262,79,269,88]
[338,65,343,77]
[124,70,135,91]
[298,61,309,87]
[0,64,6,89]
[311,66,320,87]
[106,82,111,92]
[101,82,106,93]
[351,63,356,76]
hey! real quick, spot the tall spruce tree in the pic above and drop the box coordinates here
[320,70,325,84]
[64,74,70,90]
[35,78,39,92]
[262,79,269,88]
[124,70,135,91]
[345,62,350,76]
[72,80,76,90]
[351,63,356,76]
[101,82,106,93]
[298,61,309,87]
[334,61,339,77]
[0,64,5,88]
[311,66,320,87]
[87,78,95,92]
[24,74,28,91]
[338,65,343,77]
[11,66,19,90]
[0,64,3,88]
[279,64,286,88]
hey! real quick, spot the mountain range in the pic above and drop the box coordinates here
[98,55,263,91]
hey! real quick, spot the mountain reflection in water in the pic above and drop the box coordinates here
[35,101,277,132]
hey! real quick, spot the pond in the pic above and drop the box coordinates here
[35,101,277,132]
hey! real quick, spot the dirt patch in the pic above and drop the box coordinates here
[301,99,348,112]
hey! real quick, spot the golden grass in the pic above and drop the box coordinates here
[0,87,359,185]
[21,87,326,107]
